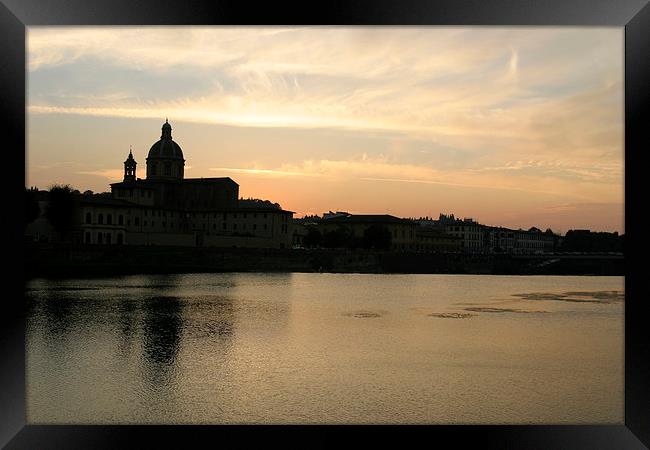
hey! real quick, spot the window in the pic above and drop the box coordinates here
[135,217,140,226]
[85,232,91,243]
[165,162,171,176]
[118,215,124,225]
[117,233,123,244]
[107,214,112,225]
[85,212,91,224]
[97,233,103,244]
[98,213,103,224]
[223,223,227,230]
[233,224,238,230]
[106,234,112,244]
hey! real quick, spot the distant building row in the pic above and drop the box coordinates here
[293,212,561,254]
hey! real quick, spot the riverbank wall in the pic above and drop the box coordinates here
[24,243,624,278]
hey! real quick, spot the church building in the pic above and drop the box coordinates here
[78,120,293,248]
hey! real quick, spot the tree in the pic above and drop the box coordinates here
[363,224,392,250]
[303,227,322,247]
[321,227,351,248]
[25,188,40,225]
[45,184,77,240]
[562,229,623,253]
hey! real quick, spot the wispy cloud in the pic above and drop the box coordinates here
[210,167,321,177]
[207,156,617,203]
[76,169,124,181]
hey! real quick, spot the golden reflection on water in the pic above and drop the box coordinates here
[26,273,624,424]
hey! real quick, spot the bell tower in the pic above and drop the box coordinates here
[123,147,137,182]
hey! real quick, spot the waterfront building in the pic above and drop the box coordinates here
[415,229,463,253]
[485,226,556,254]
[72,121,293,248]
[318,214,418,251]
[416,213,557,254]
[442,217,485,253]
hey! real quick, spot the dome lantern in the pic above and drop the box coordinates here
[161,118,172,140]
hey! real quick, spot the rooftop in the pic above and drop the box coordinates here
[322,214,414,225]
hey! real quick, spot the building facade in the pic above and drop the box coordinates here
[441,216,484,253]
[318,214,418,251]
[77,121,293,248]
[415,229,463,253]
[485,226,556,254]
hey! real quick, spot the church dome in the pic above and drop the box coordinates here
[145,120,186,180]
[147,119,184,161]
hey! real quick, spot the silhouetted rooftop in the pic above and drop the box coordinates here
[322,214,414,224]
[182,177,238,185]
[79,196,138,207]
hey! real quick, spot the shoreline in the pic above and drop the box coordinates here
[25,243,624,279]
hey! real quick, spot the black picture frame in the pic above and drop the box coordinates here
[2,0,648,448]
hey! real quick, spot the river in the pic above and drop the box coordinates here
[26,273,624,424]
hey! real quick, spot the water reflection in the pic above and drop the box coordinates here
[42,294,76,338]
[142,295,183,387]
[27,274,623,424]
[116,297,138,354]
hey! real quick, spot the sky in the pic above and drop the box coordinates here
[26,27,624,233]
